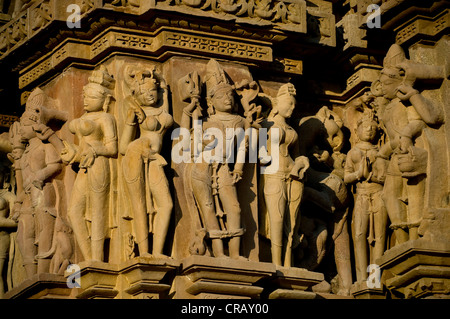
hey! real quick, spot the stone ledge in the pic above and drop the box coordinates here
[377,239,450,298]
[4,273,71,299]
[181,256,276,299]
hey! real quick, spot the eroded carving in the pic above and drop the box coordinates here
[374,44,444,244]
[344,111,387,283]
[259,83,309,267]
[62,65,118,262]
[181,59,250,260]
[9,88,67,278]
[120,64,174,258]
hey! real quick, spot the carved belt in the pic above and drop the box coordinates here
[207,228,245,239]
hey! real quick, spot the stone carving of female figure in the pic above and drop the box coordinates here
[61,65,118,262]
[180,59,248,259]
[344,112,387,283]
[119,65,173,258]
[0,159,16,298]
[259,83,309,267]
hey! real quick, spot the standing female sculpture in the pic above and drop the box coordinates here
[61,65,118,262]
[260,83,309,267]
[119,65,174,258]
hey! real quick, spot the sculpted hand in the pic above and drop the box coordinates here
[134,107,146,124]
[32,123,54,141]
[80,146,97,169]
[60,141,77,164]
[399,135,413,154]
[11,203,21,222]
[356,160,365,180]
[184,97,200,115]
[32,179,44,190]
[296,156,310,180]
[396,84,419,101]
[373,156,387,182]
[232,171,243,184]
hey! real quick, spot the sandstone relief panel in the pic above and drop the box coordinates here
[0,0,447,300]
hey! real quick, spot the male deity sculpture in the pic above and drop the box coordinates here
[10,88,65,277]
[297,107,352,295]
[120,64,174,258]
[181,59,249,260]
[61,65,118,262]
[373,44,444,244]
[344,111,387,283]
[259,83,309,267]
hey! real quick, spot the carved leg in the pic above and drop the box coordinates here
[284,179,303,267]
[123,154,149,257]
[68,174,91,261]
[17,211,37,278]
[383,175,408,244]
[0,257,5,298]
[149,163,173,258]
[35,209,55,273]
[406,175,425,240]
[263,178,285,266]
[90,191,108,262]
[373,209,388,262]
[333,209,352,295]
[219,184,242,260]
[0,232,9,298]
[191,176,225,258]
[353,195,369,282]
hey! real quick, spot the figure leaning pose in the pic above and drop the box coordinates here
[120,65,174,258]
[180,59,249,260]
[0,158,16,298]
[61,66,118,262]
[373,44,444,244]
[344,111,387,283]
[259,83,309,268]
[10,92,65,277]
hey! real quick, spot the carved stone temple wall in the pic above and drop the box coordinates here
[0,0,448,300]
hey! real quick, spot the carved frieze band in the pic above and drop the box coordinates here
[19,29,274,89]
[0,114,19,128]
[0,0,314,60]
[395,9,449,45]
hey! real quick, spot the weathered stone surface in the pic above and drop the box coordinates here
[0,0,448,301]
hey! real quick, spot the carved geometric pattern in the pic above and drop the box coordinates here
[395,9,449,45]
[19,29,272,88]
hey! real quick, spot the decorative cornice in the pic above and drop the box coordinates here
[18,27,274,89]
[394,8,449,46]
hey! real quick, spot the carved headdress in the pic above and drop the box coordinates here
[381,44,406,80]
[277,82,296,98]
[86,65,115,96]
[124,64,161,95]
[356,108,378,127]
[22,87,67,126]
[205,59,234,98]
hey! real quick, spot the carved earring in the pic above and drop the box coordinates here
[103,94,112,112]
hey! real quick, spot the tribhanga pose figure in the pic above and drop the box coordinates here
[373,44,444,244]
[181,59,249,260]
[61,66,118,262]
[120,65,174,258]
[344,111,387,283]
[0,158,16,298]
[259,83,309,268]
[10,88,67,277]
